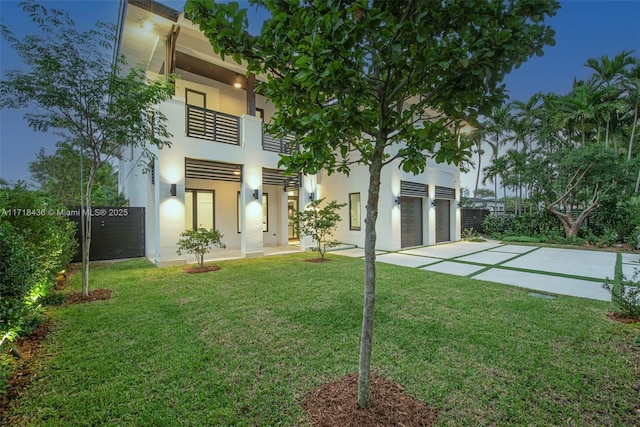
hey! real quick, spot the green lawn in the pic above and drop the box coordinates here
[6,253,639,426]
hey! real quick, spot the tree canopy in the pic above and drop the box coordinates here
[186,0,559,408]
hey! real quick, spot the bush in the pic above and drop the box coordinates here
[481,214,515,236]
[292,198,346,259]
[177,228,226,268]
[603,269,640,317]
[0,185,77,384]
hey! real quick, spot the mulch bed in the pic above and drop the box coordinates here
[302,373,438,427]
[607,312,640,325]
[184,265,221,273]
[63,289,112,305]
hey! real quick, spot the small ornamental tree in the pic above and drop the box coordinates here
[293,198,346,260]
[176,228,226,268]
[186,0,560,408]
[0,2,174,297]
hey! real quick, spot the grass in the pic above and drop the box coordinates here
[6,253,640,426]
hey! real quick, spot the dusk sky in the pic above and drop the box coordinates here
[1,0,639,185]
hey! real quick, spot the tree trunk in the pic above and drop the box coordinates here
[628,106,637,160]
[82,162,97,298]
[473,141,482,206]
[547,200,598,237]
[358,145,383,409]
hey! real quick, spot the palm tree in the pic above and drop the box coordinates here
[552,78,605,146]
[586,50,637,148]
[481,105,513,213]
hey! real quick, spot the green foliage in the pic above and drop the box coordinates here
[292,198,346,259]
[0,1,174,296]
[41,291,67,306]
[29,144,127,207]
[603,269,640,317]
[590,197,640,246]
[176,228,226,268]
[481,214,515,236]
[0,185,76,375]
[461,227,485,242]
[186,0,559,408]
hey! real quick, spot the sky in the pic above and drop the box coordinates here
[1,0,639,186]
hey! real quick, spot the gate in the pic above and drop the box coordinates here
[461,208,490,233]
[69,207,145,261]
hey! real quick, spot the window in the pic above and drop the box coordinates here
[185,190,215,230]
[349,193,361,231]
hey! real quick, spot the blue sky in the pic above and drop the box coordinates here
[1,0,639,184]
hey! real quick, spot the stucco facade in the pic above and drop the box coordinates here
[117,0,461,267]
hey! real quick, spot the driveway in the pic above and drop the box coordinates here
[333,241,640,301]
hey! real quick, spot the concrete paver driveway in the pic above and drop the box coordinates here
[333,241,640,301]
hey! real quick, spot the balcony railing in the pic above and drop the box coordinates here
[263,133,297,154]
[186,104,240,145]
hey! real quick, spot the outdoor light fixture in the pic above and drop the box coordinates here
[170,184,177,197]
[431,200,436,207]
[233,75,243,89]
[394,197,401,207]
[309,192,315,202]
[252,189,259,200]
[457,201,462,208]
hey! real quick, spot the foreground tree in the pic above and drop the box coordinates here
[0,2,173,296]
[186,0,559,407]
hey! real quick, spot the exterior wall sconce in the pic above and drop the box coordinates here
[457,201,462,208]
[252,189,260,200]
[309,192,315,202]
[431,200,436,207]
[394,197,401,207]
[170,184,177,197]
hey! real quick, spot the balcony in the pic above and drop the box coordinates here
[263,133,297,154]
[186,104,240,145]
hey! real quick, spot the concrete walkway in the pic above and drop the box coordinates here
[333,241,640,301]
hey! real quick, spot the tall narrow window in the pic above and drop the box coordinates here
[185,189,215,230]
[349,193,361,231]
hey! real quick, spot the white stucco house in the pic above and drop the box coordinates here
[117,0,462,267]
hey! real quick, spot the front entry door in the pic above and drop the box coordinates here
[401,196,423,248]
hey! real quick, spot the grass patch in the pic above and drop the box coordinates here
[5,254,640,426]
[501,236,541,243]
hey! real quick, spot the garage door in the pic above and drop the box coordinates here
[435,200,450,243]
[401,196,423,248]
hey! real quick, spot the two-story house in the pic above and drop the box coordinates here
[117,0,462,267]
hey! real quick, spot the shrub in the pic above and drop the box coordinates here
[461,228,485,242]
[292,198,346,259]
[602,269,640,317]
[481,214,514,236]
[177,228,226,268]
